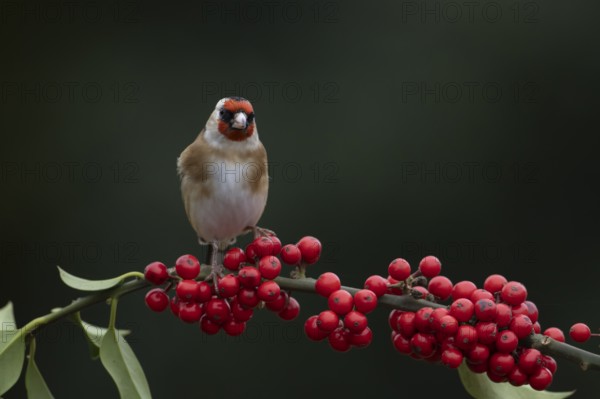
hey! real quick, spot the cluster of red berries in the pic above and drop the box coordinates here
[304,272,377,351]
[376,256,590,391]
[143,235,322,336]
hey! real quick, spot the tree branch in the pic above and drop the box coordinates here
[20,269,600,374]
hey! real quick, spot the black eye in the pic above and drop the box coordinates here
[219,109,233,122]
[247,112,255,124]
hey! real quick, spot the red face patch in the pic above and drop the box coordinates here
[217,98,255,141]
[223,99,254,115]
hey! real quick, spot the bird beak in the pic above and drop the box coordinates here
[231,112,247,130]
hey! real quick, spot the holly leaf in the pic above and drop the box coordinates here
[100,326,151,399]
[458,363,575,399]
[0,302,25,396]
[57,266,128,291]
[70,314,130,359]
[25,339,54,399]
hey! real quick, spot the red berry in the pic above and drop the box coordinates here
[487,370,508,383]
[450,298,475,322]
[278,297,300,320]
[467,344,490,364]
[144,262,169,285]
[542,355,557,374]
[199,315,220,335]
[237,288,260,308]
[543,327,565,343]
[483,274,507,294]
[523,301,539,323]
[430,307,450,331]
[354,289,378,314]
[258,255,282,280]
[231,299,254,322]
[328,327,351,352]
[529,367,553,391]
[501,281,527,306]
[204,298,231,324]
[386,276,403,295]
[280,244,302,265]
[315,272,341,298]
[178,302,203,323]
[451,281,477,300]
[245,243,258,261]
[144,288,169,312]
[410,333,437,358]
[222,319,246,336]
[411,286,429,299]
[257,280,281,302]
[519,348,543,374]
[510,314,534,339]
[428,276,453,300]
[349,327,373,348]
[475,322,497,346]
[195,281,212,303]
[533,322,541,334]
[455,325,478,350]
[467,361,488,374]
[317,310,339,332]
[398,312,417,339]
[176,280,201,302]
[328,290,354,315]
[223,247,246,271]
[238,266,261,288]
[418,255,441,278]
[364,275,388,298]
[305,315,329,341]
[495,303,512,328]
[489,352,515,376]
[265,291,288,312]
[297,236,322,264]
[268,235,282,255]
[175,254,200,280]
[508,367,528,386]
[253,236,274,258]
[388,258,411,281]
[496,330,519,353]
[414,307,435,333]
[217,274,240,298]
[170,296,180,316]
[344,311,368,333]
[569,323,591,342]
[474,299,497,322]
[441,348,463,369]
[388,309,403,331]
[437,315,459,336]
[392,332,412,354]
[470,289,494,303]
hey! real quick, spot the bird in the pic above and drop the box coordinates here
[177,97,269,278]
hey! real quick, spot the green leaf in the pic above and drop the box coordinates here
[57,266,129,291]
[0,332,25,396]
[0,302,16,326]
[70,314,130,359]
[100,327,151,399]
[458,363,575,399]
[25,339,54,399]
[0,302,24,396]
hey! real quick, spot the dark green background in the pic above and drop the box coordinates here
[1,0,600,397]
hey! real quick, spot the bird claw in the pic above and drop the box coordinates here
[250,226,275,239]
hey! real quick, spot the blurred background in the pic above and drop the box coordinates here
[1,0,600,397]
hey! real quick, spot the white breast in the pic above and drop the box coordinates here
[184,160,267,244]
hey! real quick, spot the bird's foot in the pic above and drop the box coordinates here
[247,225,276,239]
